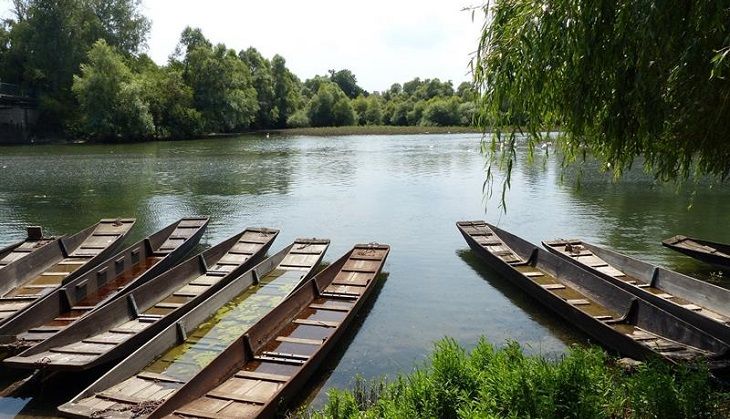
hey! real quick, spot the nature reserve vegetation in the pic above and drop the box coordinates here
[0,0,477,141]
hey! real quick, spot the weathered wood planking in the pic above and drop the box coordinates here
[544,239,730,345]
[458,221,730,369]
[662,235,730,269]
[144,244,389,419]
[58,238,329,419]
[0,226,56,272]
[4,228,279,372]
[0,219,135,327]
[0,217,209,355]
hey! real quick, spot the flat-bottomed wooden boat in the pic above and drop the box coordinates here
[151,243,390,419]
[662,235,730,269]
[0,226,56,271]
[0,219,135,326]
[0,217,209,352]
[58,238,329,418]
[3,228,280,372]
[544,239,730,345]
[458,221,730,368]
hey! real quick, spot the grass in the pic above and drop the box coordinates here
[263,125,482,137]
[297,338,729,419]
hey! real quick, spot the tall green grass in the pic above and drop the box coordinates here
[301,338,729,418]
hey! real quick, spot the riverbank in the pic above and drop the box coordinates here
[266,125,482,137]
[303,338,730,418]
[2,125,482,146]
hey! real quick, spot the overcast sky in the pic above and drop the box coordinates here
[1,1,484,92]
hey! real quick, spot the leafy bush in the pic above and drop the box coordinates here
[302,338,729,419]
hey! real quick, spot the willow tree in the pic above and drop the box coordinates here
[474,1,730,190]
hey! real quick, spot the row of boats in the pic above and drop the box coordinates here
[0,218,390,418]
[458,221,730,370]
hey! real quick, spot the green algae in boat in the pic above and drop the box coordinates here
[57,238,328,418]
[150,243,389,419]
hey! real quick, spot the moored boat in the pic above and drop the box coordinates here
[543,239,730,345]
[662,235,730,269]
[0,219,136,327]
[0,217,209,353]
[458,221,730,368]
[0,226,56,271]
[149,243,390,419]
[3,228,280,372]
[57,238,329,418]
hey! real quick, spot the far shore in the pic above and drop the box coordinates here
[2,126,485,146]
[259,125,483,137]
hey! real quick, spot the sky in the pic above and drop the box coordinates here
[0,0,485,92]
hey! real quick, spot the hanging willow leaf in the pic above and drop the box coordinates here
[474,1,730,209]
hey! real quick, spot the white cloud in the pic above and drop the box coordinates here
[1,0,485,91]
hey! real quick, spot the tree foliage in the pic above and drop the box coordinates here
[474,1,730,182]
[307,81,355,127]
[1,0,150,132]
[177,31,258,132]
[72,40,153,141]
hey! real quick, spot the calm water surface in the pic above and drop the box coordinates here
[0,134,728,417]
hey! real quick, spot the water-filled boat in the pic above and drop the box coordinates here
[3,228,280,372]
[458,221,730,368]
[543,239,730,345]
[0,226,56,272]
[0,219,136,327]
[662,235,730,269]
[0,217,209,353]
[148,243,390,419]
[57,238,329,418]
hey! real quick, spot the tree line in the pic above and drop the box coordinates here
[0,0,476,142]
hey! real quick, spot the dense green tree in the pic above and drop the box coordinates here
[351,95,369,125]
[407,100,426,125]
[240,47,277,129]
[386,99,412,125]
[271,54,302,128]
[72,39,153,140]
[286,109,309,128]
[456,81,476,102]
[414,78,454,100]
[328,68,364,99]
[139,65,202,138]
[307,81,354,126]
[177,30,258,132]
[363,95,383,125]
[1,0,150,133]
[475,1,730,181]
[422,97,460,126]
[303,75,330,98]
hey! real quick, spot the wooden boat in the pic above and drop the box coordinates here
[457,221,730,368]
[0,219,136,326]
[0,217,209,353]
[58,238,330,418]
[149,244,389,419]
[3,228,281,372]
[0,226,56,271]
[662,235,730,269]
[543,239,730,345]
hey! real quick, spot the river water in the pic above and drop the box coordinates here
[0,133,728,417]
